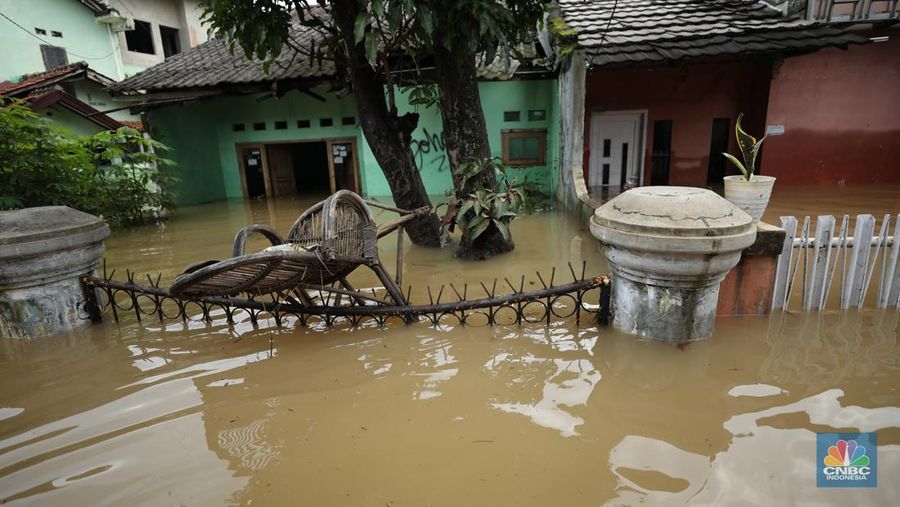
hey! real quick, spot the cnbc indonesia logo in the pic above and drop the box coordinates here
[817,433,877,488]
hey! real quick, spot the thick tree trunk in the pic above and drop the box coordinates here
[433,44,514,259]
[331,1,441,247]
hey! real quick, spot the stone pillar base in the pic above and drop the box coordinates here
[0,207,109,339]
[612,271,723,342]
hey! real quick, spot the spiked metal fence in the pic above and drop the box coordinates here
[80,261,611,328]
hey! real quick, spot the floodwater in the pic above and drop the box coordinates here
[1,186,898,506]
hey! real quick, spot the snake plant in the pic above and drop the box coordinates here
[722,113,767,181]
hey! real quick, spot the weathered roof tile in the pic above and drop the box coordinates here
[559,0,868,66]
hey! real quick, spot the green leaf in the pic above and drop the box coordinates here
[470,217,490,240]
[493,219,510,241]
[735,113,757,175]
[722,152,748,179]
[354,12,371,44]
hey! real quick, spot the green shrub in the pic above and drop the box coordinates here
[0,98,177,225]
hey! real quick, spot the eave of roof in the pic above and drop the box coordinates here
[28,89,125,131]
[558,0,870,67]
[77,0,112,15]
[0,62,116,97]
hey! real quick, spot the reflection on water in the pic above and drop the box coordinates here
[0,187,898,505]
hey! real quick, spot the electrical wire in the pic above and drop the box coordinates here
[0,10,118,60]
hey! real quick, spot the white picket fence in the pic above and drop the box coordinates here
[772,214,900,311]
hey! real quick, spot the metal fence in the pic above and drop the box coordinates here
[772,214,900,311]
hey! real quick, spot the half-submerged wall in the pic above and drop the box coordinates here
[147,79,559,206]
[762,28,900,185]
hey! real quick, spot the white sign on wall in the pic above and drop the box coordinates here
[765,124,785,136]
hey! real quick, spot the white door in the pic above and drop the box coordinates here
[589,111,643,189]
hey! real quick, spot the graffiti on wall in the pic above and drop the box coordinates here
[411,128,447,173]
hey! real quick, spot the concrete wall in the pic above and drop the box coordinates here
[68,80,137,122]
[0,0,123,81]
[147,79,559,205]
[41,104,107,136]
[762,28,900,185]
[108,0,208,75]
[583,59,772,187]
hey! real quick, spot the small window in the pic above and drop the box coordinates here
[35,28,46,35]
[274,120,288,130]
[159,25,180,57]
[232,123,245,132]
[501,130,546,167]
[253,122,266,131]
[297,119,310,129]
[602,139,611,157]
[125,20,155,54]
[40,45,68,71]
[342,116,355,126]
[51,30,62,38]
[503,111,520,122]
[320,118,333,127]
[528,110,546,121]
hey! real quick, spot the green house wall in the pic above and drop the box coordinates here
[0,0,124,82]
[147,79,559,205]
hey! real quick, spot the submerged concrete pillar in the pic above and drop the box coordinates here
[590,187,756,341]
[0,207,109,339]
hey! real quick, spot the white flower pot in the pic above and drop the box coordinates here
[723,175,775,223]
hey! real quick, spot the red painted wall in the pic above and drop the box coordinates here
[762,29,900,185]
[584,60,772,187]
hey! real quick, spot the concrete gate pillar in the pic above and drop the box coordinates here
[590,187,756,341]
[0,207,109,339]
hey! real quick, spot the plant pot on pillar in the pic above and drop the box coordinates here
[722,113,775,223]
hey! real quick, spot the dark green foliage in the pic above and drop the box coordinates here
[441,158,531,242]
[0,99,178,225]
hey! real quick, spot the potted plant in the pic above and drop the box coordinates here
[722,113,775,222]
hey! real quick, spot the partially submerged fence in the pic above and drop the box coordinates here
[80,262,612,329]
[772,214,900,311]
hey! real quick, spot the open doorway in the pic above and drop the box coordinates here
[239,146,267,198]
[237,138,360,200]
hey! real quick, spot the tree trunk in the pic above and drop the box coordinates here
[331,1,441,247]
[433,44,514,259]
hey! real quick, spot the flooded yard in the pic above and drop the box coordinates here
[0,186,898,505]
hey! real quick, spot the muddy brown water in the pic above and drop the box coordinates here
[1,186,898,505]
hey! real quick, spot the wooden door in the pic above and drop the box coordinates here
[326,139,360,193]
[265,144,297,197]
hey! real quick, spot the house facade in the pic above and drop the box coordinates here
[556,0,899,207]
[110,21,560,204]
[110,0,896,207]
[0,0,207,134]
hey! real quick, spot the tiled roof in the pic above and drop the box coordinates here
[558,0,868,66]
[111,16,532,94]
[0,62,115,97]
[119,120,144,130]
[109,21,336,94]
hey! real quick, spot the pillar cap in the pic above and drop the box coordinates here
[0,206,107,246]
[592,186,753,238]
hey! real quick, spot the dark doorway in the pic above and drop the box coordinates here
[241,147,266,198]
[650,120,672,185]
[707,117,730,184]
[292,142,330,195]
